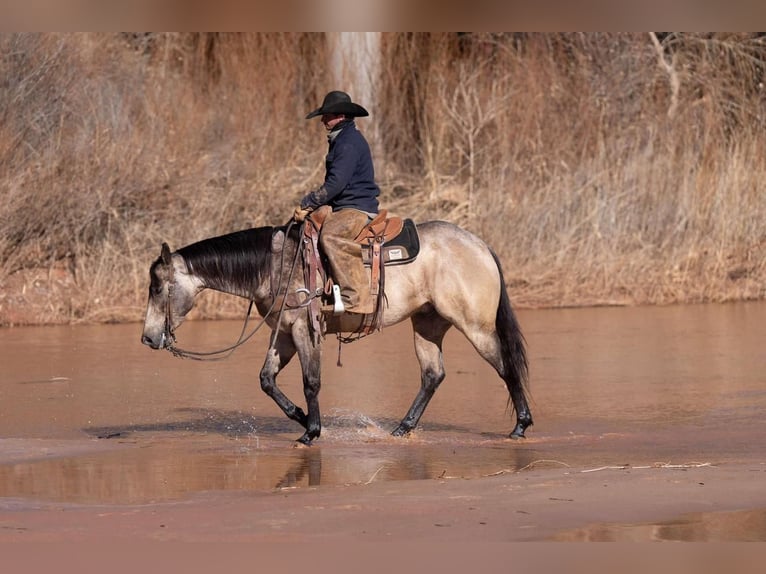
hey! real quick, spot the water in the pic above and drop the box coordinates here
[0,302,764,508]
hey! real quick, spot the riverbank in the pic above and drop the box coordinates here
[2,258,764,327]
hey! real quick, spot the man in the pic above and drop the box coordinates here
[294,91,380,315]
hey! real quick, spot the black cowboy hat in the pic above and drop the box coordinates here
[305,91,369,119]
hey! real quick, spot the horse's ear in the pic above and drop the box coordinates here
[271,230,285,253]
[161,242,172,265]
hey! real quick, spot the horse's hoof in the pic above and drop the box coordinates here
[293,440,311,448]
[296,433,315,446]
[509,414,533,439]
[391,425,411,438]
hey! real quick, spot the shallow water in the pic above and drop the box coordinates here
[0,302,764,511]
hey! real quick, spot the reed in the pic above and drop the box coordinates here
[1,32,764,325]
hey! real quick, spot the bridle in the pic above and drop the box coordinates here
[163,220,305,361]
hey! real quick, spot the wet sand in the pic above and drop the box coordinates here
[0,443,764,543]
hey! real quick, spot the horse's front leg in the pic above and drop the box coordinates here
[293,323,322,446]
[259,332,308,429]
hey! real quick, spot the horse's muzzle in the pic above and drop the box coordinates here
[141,333,164,349]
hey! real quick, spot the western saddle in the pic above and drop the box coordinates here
[301,206,418,340]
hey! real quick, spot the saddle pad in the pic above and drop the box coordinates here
[361,218,420,266]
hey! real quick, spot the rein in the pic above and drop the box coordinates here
[164,220,303,361]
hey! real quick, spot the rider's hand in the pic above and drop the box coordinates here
[293,206,312,222]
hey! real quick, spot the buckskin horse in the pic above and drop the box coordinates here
[141,214,532,445]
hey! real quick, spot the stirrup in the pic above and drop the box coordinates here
[331,284,345,315]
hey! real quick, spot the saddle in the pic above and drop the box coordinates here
[308,207,420,267]
[302,206,420,339]
[356,211,420,267]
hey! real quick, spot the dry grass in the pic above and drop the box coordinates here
[1,32,764,325]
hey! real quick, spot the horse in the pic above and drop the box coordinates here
[141,218,533,445]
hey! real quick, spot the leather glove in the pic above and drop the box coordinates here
[293,205,312,222]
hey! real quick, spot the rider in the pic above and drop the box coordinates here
[293,90,380,315]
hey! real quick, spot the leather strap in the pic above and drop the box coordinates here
[303,220,324,343]
[370,238,382,296]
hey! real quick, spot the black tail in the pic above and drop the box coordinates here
[489,249,532,427]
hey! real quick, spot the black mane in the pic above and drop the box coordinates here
[177,226,281,294]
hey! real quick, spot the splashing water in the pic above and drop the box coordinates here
[323,408,391,441]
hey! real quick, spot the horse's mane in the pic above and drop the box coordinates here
[177,226,282,294]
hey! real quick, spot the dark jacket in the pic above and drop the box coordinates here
[300,120,380,214]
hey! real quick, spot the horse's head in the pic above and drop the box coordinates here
[141,243,199,350]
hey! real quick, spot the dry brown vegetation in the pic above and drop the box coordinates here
[1,32,764,325]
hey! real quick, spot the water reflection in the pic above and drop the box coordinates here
[553,508,766,541]
[275,447,322,488]
[0,434,542,504]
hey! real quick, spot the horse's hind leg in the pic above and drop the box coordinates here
[462,328,532,439]
[392,312,451,437]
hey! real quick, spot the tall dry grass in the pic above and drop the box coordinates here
[378,33,766,307]
[0,33,327,322]
[0,32,764,325]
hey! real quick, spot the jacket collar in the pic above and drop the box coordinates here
[327,119,355,143]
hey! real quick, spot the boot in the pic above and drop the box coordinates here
[319,209,375,315]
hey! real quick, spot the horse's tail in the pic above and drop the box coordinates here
[489,249,531,420]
